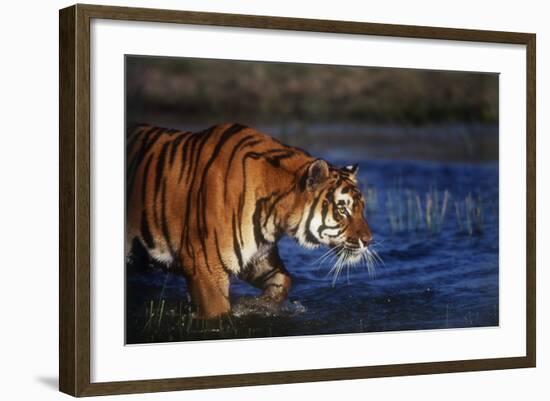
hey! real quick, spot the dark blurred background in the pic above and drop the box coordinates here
[126,55,498,162]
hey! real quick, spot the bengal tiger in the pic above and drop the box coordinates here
[126,123,374,318]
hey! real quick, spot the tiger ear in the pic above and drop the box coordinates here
[343,164,359,180]
[306,159,330,191]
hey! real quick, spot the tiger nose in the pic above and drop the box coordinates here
[358,233,373,248]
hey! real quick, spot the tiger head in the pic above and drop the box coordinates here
[292,159,375,271]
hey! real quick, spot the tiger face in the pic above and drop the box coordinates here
[293,159,374,271]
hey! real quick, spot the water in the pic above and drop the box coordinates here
[126,156,499,344]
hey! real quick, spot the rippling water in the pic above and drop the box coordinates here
[126,155,498,344]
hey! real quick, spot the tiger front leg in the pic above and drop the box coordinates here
[241,247,292,303]
[186,267,231,319]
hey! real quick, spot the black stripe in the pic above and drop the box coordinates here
[128,127,162,172]
[140,153,154,204]
[155,141,170,198]
[180,126,216,255]
[178,133,196,182]
[214,231,232,274]
[176,132,198,253]
[265,150,295,167]
[235,142,264,245]
[304,190,324,245]
[237,148,288,245]
[253,248,286,287]
[127,127,164,193]
[254,267,279,287]
[232,215,243,270]
[152,141,170,227]
[126,125,150,154]
[169,133,187,165]
[324,226,347,238]
[197,123,247,240]
[318,221,342,238]
[304,229,320,245]
[341,186,352,194]
[316,197,331,238]
[140,210,154,249]
[252,197,269,246]
[237,194,245,246]
[223,135,255,202]
[222,134,255,242]
[160,179,175,259]
[332,200,343,222]
[263,185,295,228]
[127,124,153,142]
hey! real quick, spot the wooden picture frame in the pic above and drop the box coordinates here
[59,3,536,396]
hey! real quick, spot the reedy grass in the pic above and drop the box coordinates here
[385,184,450,234]
[384,181,483,236]
[454,193,484,235]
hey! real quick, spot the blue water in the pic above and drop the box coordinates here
[126,156,499,343]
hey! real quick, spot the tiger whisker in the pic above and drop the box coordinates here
[361,249,374,277]
[324,243,385,285]
[311,245,337,264]
[326,247,348,281]
[361,251,375,278]
[366,247,382,276]
[330,255,346,286]
[370,248,385,266]
[370,240,386,249]
[318,251,340,272]
[333,254,350,285]
[329,247,358,286]
[311,244,342,266]
[312,245,344,270]
[326,247,347,277]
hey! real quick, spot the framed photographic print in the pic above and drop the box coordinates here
[59,4,536,397]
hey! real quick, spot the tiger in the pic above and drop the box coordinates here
[126,123,374,318]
